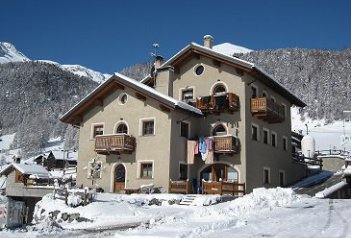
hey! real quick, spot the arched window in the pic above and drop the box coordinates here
[213,84,226,96]
[116,123,128,134]
[212,124,227,136]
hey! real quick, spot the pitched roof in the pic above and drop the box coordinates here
[0,163,49,177]
[141,42,306,107]
[60,73,203,125]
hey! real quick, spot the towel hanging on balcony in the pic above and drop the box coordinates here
[199,137,207,161]
[187,140,197,164]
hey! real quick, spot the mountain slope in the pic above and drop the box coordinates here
[0,42,110,83]
[0,42,29,63]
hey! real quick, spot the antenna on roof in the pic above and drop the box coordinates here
[150,43,160,58]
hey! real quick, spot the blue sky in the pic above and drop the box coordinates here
[1,0,350,74]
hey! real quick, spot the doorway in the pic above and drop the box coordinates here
[200,163,238,182]
[114,164,126,192]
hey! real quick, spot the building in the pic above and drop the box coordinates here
[61,35,306,194]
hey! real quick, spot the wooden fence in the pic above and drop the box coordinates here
[169,179,191,194]
[202,180,245,197]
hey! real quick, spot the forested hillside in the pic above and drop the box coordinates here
[0,61,98,155]
[239,48,351,122]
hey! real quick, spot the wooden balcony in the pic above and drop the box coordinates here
[95,134,136,154]
[196,93,239,113]
[213,135,240,154]
[251,97,285,123]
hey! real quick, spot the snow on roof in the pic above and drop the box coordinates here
[0,163,49,177]
[50,150,78,161]
[114,73,203,116]
[315,180,347,198]
[213,42,253,55]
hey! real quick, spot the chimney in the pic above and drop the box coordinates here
[203,35,214,48]
[154,55,164,69]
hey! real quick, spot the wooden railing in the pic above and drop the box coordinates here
[213,135,240,154]
[95,134,136,154]
[251,97,285,123]
[202,180,245,197]
[169,179,191,194]
[196,93,239,113]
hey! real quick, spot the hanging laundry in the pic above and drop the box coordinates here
[205,151,214,164]
[187,140,197,164]
[199,137,207,161]
[194,141,199,154]
[205,137,213,151]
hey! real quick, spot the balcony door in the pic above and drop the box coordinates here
[114,164,126,192]
[200,163,238,182]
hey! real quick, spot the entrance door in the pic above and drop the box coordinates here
[200,164,238,182]
[114,164,125,192]
[211,164,227,181]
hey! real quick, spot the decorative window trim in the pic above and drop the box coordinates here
[251,84,259,98]
[211,122,228,136]
[137,160,154,179]
[262,128,270,145]
[251,123,260,141]
[180,120,191,138]
[113,120,130,134]
[179,87,195,101]
[271,131,277,147]
[193,64,205,76]
[279,170,286,187]
[139,117,156,136]
[90,122,105,140]
[263,167,270,185]
[209,81,229,96]
[282,136,288,151]
[118,93,128,105]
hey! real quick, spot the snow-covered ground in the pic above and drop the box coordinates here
[1,186,351,238]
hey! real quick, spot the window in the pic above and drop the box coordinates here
[213,124,227,136]
[263,167,270,184]
[252,124,259,141]
[281,104,287,118]
[194,65,204,76]
[179,163,187,180]
[93,125,104,138]
[140,163,153,178]
[262,90,268,98]
[283,137,288,151]
[119,93,128,105]
[271,132,277,147]
[117,123,128,134]
[270,96,276,103]
[180,122,189,138]
[263,129,269,144]
[182,89,194,101]
[213,84,226,96]
[251,86,258,98]
[279,171,285,187]
[142,120,154,136]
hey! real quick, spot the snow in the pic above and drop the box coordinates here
[2,186,351,237]
[213,42,253,55]
[291,107,351,151]
[0,42,30,63]
[0,133,16,151]
[9,163,49,177]
[315,181,347,198]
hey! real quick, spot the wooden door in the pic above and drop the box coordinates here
[114,164,125,192]
[211,164,227,181]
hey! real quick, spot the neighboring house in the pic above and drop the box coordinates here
[0,163,53,222]
[61,35,307,194]
[33,150,77,171]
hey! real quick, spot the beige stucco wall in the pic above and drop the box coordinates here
[167,56,248,186]
[77,86,174,192]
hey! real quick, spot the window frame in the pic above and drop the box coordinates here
[263,128,270,145]
[180,88,194,101]
[116,123,128,134]
[91,123,104,139]
[271,131,277,147]
[279,170,285,187]
[263,167,270,185]
[139,118,156,136]
[194,64,205,76]
[251,123,259,141]
[180,121,190,138]
[137,160,154,179]
[282,136,288,151]
[251,84,259,99]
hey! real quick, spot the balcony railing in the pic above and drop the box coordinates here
[95,134,136,154]
[251,97,285,123]
[213,135,240,154]
[196,92,239,113]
